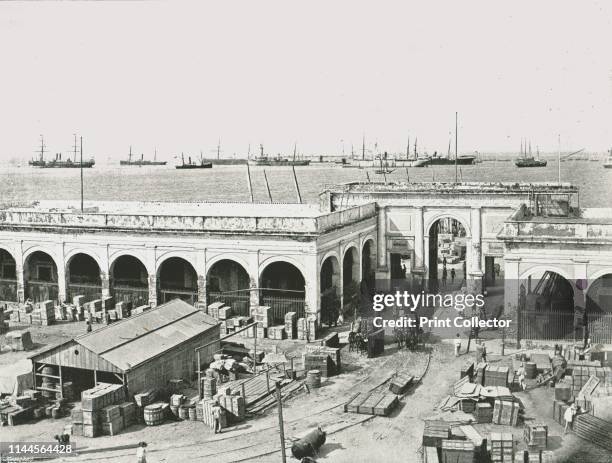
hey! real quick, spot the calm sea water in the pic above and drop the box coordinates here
[0,160,610,207]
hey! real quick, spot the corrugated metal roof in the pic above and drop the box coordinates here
[76,299,218,371]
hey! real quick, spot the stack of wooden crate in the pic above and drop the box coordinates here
[284,312,297,339]
[81,383,126,438]
[475,362,487,385]
[100,404,123,436]
[488,432,514,462]
[267,326,286,340]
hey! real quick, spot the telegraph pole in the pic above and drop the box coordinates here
[455,112,459,183]
[80,136,84,212]
[275,381,287,463]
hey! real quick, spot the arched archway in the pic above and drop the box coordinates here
[110,255,149,308]
[0,248,17,302]
[66,253,102,303]
[427,217,468,292]
[260,261,306,323]
[343,246,360,309]
[207,259,251,316]
[362,239,376,288]
[320,255,340,326]
[24,251,59,303]
[586,273,612,343]
[519,269,575,342]
[157,257,198,305]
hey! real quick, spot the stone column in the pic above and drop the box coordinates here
[467,207,483,294]
[148,273,158,308]
[304,254,320,322]
[503,256,521,345]
[56,264,67,304]
[338,243,345,312]
[375,206,390,287]
[413,207,425,272]
[247,252,260,312]
[100,272,111,299]
[197,274,206,306]
[16,256,25,303]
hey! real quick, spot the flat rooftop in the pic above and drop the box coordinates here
[0,200,377,235]
[324,181,578,194]
[0,200,323,218]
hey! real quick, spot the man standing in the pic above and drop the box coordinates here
[136,442,147,463]
[212,401,222,434]
[564,402,579,434]
[454,333,461,357]
[450,268,456,283]
[442,268,448,287]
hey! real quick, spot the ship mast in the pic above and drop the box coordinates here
[217,139,221,160]
[129,146,133,164]
[72,134,79,162]
[362,134,365,161]
[406,136,410,160]
[37,135,47,162]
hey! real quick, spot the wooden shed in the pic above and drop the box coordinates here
[29,299,220,399]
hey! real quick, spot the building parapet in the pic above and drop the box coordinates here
[0,201,376,235]
[498,205,612,242]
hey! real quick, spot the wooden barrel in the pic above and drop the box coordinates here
[306,370,322,388]
[188,406,197,421]
[143,404,165,426]
[555,383,572,402]
[525,362,537,379]
[202,378,217,398]
[178,406,189,420]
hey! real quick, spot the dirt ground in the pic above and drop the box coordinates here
[2,319,611,463]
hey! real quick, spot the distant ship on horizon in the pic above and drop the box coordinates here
[248,144,310,166]
[120,147,167,166]
[29,135,95,168]
[175,152,212,169]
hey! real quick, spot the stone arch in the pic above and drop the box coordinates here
[0,247,18,302]
[206,258,251,316]
[156,256,199,305]
[519,265,573,282]
[155,251,198,276]
[361,238,376,285]
[206,254,253,281]
[22,246,61,270]
[65,252,103,302]
[259,259,307,323]
[23,250,59,303]
[425,214,470,289]
[258,255,306,279]
[320,254,341,326]
[109,250,153,276]
[343,246,360,287]
[110,254,149,308]
[586,272,612,343]
[64,249,105,274]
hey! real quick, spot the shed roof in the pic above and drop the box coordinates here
[30,299,219,372]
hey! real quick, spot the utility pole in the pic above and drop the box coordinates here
[275,381,287,463]
[455,112,459,183]
[80,136,84,212]
[558,134,561,184]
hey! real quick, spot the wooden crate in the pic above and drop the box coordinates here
[389,374,414,395]
[441,439,475,463]
[493,400,520,426]
[474,402,493,423]
[524,423,548,450]
[423,420,451,448]
[424,446,440,463]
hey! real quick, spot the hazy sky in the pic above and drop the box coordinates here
[1,1,611,160]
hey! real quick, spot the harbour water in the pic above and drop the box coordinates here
[0,160,610,207]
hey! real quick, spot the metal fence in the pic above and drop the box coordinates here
[67,283,102,304]
[207,291,250,316]
[261,293,305,323]
[112,285,149,308]
[0,278,18,302]
[520,310,612,344]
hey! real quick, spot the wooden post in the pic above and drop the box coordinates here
[197,350,202,399]
[241,382,246,399]
[276,381,287,463]
[266,368,270,393]
[58,365,64,399]
[254,323,258,375]
[93,369,97,386]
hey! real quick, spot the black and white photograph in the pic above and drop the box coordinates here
[0,2,611,462]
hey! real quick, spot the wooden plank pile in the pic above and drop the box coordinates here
[492,399,520,426]
[422,420,451,448]
[572,413,612,451]
[460,361,475,380]
[247,379,302,414]
[570,366,611,397]
[488,432,514,462]
[345,391,399,416]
